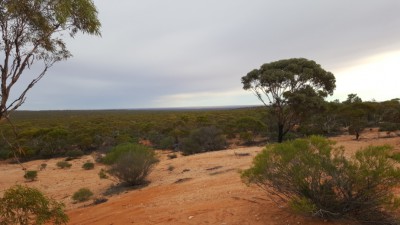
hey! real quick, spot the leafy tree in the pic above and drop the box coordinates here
[241,58,335,142]
[0,185,68,225]
[342,93,362,104]
[0,0,101,120]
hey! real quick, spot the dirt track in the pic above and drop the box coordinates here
[1,130,400,225]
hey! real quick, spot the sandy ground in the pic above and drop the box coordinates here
[1,129,400,225]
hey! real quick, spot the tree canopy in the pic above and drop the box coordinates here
[241,58,336,142]
[0,0,101,121]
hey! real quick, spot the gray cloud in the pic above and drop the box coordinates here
[17,0,400,109]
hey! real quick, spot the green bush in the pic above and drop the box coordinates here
[98,168,108,179]
[72,188,93,202]
[242,136,400,224]
[64,149,84,159]
[82,161,95,170]
[24,170,38,181]
[56,161,72,169]
[102,143,151,165]
[107,143,158,186]
[180,126,226,155]
[0,185,68,225]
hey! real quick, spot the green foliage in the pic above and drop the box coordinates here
[82,161,95,170]
[98,169,108,179]
[242,136,400,224]
[72,188,93,202]
[23,170,38,181]
[0,185,68,225]
[0,0,101,121]
[65,149,84,159]
[107,143,159,186]
[102,143,152,165]
[241,58,336,142]
[56,161,72,169]
[180,126,226,155]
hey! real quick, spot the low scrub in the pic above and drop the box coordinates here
[106,143,158,186]
[23,170,38,181]
[242,136,400,224]
[0,185,68,225]
[82,161,94,170]
[180,126,226,155]
[72,188,93,202]
[56,161,72,169]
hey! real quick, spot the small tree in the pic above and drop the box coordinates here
[241,58,336,142]
[0,185,68,225]
[242,136,400,224]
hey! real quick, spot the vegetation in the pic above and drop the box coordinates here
[241,58,336,142]
[0,185,68,225]
[82,161,95,170]
[0,0,101,121]
[180,126,226,155]
[106,143,159,186]
[0,107,268,160]
[72,188,93,203]
[56,161,72,169]
[23,170,38,181]
[242,136,400,224]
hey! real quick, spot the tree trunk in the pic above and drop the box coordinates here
[278,123,284,143]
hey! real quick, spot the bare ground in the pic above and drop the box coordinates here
[1,129,400,225]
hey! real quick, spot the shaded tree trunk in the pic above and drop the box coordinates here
[278,123,284,143]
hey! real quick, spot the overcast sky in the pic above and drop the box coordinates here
[16,0,400,110]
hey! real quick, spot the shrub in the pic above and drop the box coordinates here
[24,170,38,181]
[0,185,68,225]
[180,126,226,155]
[102,143,151,165]
[107,143,158,186]
[72,188,93,202]
[98,168,108,179]
[64,149,84,160]
[242,136,400,224]
[56,161,72,169]
[82,161,95,170]
[39,163,47,170]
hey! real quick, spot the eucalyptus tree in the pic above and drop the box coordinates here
[241,58,335,142]
[0,0,101,121]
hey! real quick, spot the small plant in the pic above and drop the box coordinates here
[167,165,174,171]
[56,161,72,169]
[98,169,108,179]
[23,170,38,181]
[82,161,95,170]
[0,185,68,225]
[167,153,177,159]
[72,188,93,202]
[39,163,47,170]
[242,136,400,224]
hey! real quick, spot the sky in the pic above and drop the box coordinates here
[14,0,400,110]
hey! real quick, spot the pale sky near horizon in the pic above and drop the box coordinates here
[14,0,400,110]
